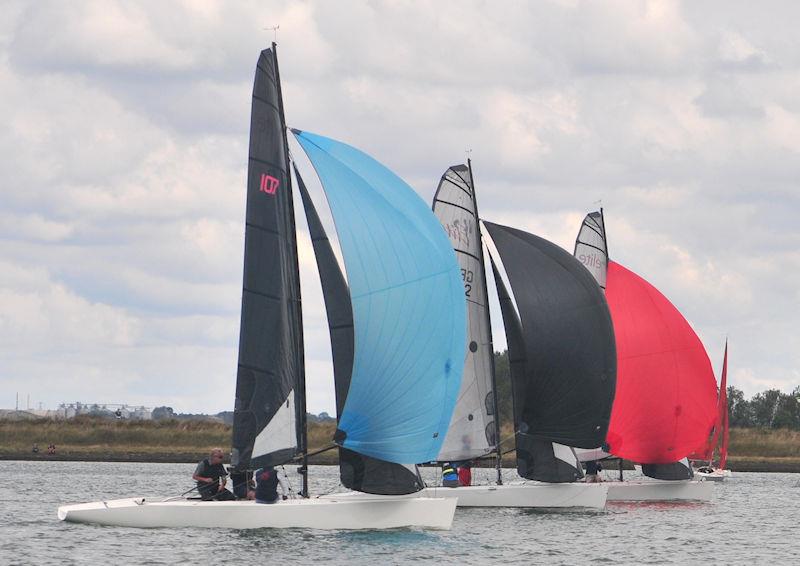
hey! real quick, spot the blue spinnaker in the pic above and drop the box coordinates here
[294,129,466,464]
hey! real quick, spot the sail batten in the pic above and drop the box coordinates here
[294,130,466,465]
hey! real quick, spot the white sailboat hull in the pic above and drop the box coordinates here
[606,480,713,502]
[324,483,608,509]
[422,484,608,509]
[57,496,457,530]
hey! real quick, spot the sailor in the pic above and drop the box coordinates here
[585,460,602,483]
[441,462,460,487]
[457,461,472,486]
[193,448,236,500]
[254,466,288,504]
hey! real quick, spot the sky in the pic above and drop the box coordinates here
[1,0,798,415]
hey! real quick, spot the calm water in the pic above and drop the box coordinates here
[1,461,798,565]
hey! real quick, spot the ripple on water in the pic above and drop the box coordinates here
[3,462,800,565]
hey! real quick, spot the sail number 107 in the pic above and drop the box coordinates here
[461,268,474,297]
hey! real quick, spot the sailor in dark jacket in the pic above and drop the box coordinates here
[441,462,460,487]
[193,448,236,500]
[254,466,282,504]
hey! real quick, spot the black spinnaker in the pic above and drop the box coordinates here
[484,221,616,482]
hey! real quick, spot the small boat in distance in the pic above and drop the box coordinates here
[693,341,731,482]
[58,44,467,529]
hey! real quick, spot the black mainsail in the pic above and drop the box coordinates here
[231,45,306,476]
[484,221,616,482]
[295,167,421,495]
[431,163,500,463]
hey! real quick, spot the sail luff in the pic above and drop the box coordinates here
[271,44,308,496]
[467,160,503,485]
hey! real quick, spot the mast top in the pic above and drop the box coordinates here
[264,25,280,44]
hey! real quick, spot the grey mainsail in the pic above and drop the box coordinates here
[295,166,421,494]
[432,163,499,463]
[231,45,306,473]
[573,210,608,291]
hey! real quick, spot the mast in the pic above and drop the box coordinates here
[467,159,503,485]
[719,341,729,470]
[599,207,608,265]
[272,43,308,497]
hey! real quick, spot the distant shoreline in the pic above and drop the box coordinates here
[4,417,799,473]
[2,452,799,473]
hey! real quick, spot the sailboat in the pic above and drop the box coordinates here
[693,341,731,481]
[573,209,718,501]
[58,45,467,530]
[325,162,614,509]
[420,162,614,508]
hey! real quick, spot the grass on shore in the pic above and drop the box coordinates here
[728,428,800,458]
[3,417,800,469]
[1,416,231,456]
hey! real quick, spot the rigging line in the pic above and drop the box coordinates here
[287,442,338,463]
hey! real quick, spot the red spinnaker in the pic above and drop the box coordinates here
[604,261,718,464]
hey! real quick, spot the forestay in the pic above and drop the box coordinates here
[432,164,498,462]
[293,130,466,464]
[232,47,304,471]
[295,166,420,494]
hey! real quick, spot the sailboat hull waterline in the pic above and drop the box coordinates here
[605,480,713,502]
[324,483,608,510]
[421,484,607,509]
[57,496,458,530]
